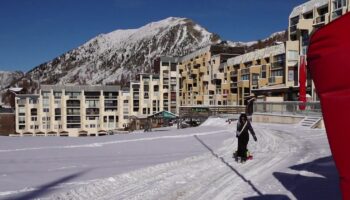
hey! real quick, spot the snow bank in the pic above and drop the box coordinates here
[200,117,229,127]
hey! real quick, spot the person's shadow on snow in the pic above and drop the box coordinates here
[245,156,341,200]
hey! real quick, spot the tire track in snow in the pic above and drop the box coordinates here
[45,123,328,200]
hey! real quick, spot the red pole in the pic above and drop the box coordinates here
[299,55,307,110]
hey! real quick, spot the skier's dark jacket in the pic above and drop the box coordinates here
[236,119,256,140]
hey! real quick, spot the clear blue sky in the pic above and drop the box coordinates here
[0,0,306,72]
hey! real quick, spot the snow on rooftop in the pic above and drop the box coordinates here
[227,43,285,66]
[8,88,22,92]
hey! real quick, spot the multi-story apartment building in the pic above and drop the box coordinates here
[225,43,300,104]
[129,57,181,117]
[289,0,350,100]
[15,85,129,137]
[178,44,245,106]
[129,74,161,116]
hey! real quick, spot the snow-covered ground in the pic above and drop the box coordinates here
[0,118,341,200]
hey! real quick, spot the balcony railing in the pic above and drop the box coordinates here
[230,71,238,77]
[332,9,343,19]
[269,76,276,84]
[271,61,285,69]
[230,82,238,88]
[290,25,297,33]
[313,14,326,25]
[241,68,249,75]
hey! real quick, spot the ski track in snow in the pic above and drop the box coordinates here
[0,118,337,200]
[44,121,332,200]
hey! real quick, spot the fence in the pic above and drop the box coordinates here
[254,101,322,116]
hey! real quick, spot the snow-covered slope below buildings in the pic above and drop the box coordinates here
[0,119,340,199]
[25,17,223,85]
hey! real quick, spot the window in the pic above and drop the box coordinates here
[29,99,38,104]
[67,108,80,115]
[42,116,50,121]
[43,108,49,113]
[19,125,25,130]
[42,91,50,98]
[86,116,99,121]
[333,0,346,10]
[67,116,80,123]
[66,92,81,99]
[31,116,37,121]
[55,108,61,115]
[43,99,49,107]
[67,124,80,128]
[18,107,25,115]
[288,70,295,82]
[162,62,169,66]
[171,63,177,71]
[54,92,62,98]
[86,100,99,108]
[19,117,25,124]
[31,108,37,116]
[55,116,61,121]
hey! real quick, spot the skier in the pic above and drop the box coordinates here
[234,113,257,163]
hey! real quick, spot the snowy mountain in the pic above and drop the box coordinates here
[0,71,24,91]
[26,17,224,85]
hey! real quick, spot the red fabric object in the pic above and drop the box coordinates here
[299,55,307,110]
[308,12,350,200]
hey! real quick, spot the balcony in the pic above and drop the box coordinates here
[230,71,238,77]
[181,71,188,77]
[85,96,100,100]
[186,79,193,84]
[252,79,259,86]
[332,8,344,20]
[202,75,210,82]
[162,88,169,93]
[191,68,199,74]
[271,61,285,70]
[230,82,238,88]
[213,73,224,80]
[192,86,199,92]
[241,68,249,75]
[195,95,203,102]
[219,63,226,70]
[228,94,237,101]
[163,80,169,85]
[313,14,326,26]
[297,18,313,30]
[289,25,297,34]
[268,76,283,85]
[238,80,250,88]
[207,84,216,91]
[200,66,206,74]
[222,83,230,90]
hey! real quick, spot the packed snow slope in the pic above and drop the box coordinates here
[0,118,341,200]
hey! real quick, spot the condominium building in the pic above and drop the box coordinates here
[15,85,129,137]
[129,74,161,116]
[289,0,350,100]
[225,43,301,104]
[178,44,245,106]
